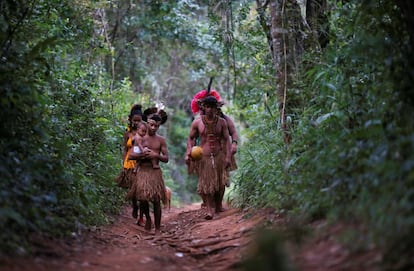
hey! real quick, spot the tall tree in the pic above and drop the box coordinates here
[256,0,304,143]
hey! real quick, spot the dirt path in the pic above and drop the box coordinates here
[0,203,267,271]
[0,203,382,271]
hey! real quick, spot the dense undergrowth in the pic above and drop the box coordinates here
[233,1,414,269]
[0,0,128,254]
[0,0,205,255]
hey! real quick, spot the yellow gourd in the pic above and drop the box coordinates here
[190,146,203,160]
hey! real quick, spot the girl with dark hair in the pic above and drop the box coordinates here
[115,104,145,226]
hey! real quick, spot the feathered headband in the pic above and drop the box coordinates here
[191,89,223,114]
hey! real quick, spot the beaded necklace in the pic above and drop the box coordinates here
[202,115,218,167]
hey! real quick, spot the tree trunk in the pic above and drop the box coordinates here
[269,0,291,143]
[257,0,310,144]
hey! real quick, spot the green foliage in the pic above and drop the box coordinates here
[233,0,414,268]
[301,4,414,268]
[0,0,126,254]
[2,0,413,268]
[165,109,198,203]
[1,0,231,255]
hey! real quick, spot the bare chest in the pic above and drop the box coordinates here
[145,136,162,151]
[198,116,223,137]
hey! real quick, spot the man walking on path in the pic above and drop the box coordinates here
[185,96,231,220]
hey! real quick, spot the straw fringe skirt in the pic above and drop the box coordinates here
[115,168,135,188]
[196,152,227,195]
[189,154,237,174]
[187,159,199,175]
[126,165,166,202]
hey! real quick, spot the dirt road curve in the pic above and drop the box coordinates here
[0,204,267,271]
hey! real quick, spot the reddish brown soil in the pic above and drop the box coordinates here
[0,203,382,271]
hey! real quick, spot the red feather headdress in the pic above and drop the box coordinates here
[191,89,222,114]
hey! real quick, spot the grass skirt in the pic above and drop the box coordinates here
[115,168,135,188]
[196,152,227,195]
[189,153,236,173]
[126,164,166,202]
[187,159,199,175]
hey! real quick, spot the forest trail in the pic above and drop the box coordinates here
[0,203,381,271]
